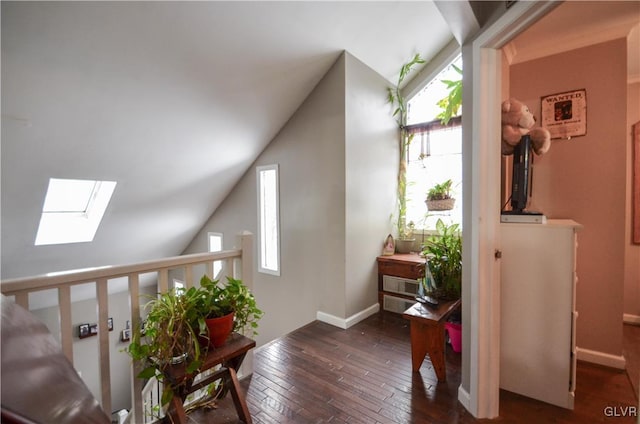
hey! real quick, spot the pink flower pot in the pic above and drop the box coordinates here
[445,322,462,353]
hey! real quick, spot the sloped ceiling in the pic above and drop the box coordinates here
[1,1,454,279]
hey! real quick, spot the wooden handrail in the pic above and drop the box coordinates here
[0,249,241,293]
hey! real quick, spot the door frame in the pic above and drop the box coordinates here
[460,1,560,418]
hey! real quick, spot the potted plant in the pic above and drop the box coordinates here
[195,275,263,348]
[421,218,462,301]
[125,286,205,407]
[395,220,416,254]
[124,275,263,408]
[425,179,455,211]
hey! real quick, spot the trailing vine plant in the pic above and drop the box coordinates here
[387,53,425,240]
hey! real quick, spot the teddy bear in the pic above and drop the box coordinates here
[501,98,551,156]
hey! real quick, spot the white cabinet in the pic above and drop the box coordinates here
[500,219,582,410]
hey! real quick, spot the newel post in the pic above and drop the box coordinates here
[238,230,254,379]
[239,231,254,290]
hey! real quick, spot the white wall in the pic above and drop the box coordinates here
[183,51,397,345]
[344,54,397,317]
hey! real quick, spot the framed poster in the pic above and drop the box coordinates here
[541,89,587,139]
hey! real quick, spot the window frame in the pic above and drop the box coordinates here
[256,164,280,276]
[35,178,117,246]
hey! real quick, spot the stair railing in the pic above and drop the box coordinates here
[1,231,254,423]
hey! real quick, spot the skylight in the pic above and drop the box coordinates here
[35,178,117,246]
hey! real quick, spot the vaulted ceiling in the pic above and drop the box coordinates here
[1,1,455,279]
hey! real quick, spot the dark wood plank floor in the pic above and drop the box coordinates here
[189,312,638,424]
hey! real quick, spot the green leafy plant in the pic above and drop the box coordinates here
[436,63,462,125]
[125,287,205,406]
[195,275,263,337]
[422,219,462,300]
[427,179,454,201]
[387,53,425,240]
[125,275,263,408]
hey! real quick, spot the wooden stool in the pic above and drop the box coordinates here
[402,300,461,381]
[165,333,255,423]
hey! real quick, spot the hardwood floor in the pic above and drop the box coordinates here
[189,312,638,423]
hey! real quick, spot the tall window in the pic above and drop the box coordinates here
[405,56,462,230]
[405,119,462,229]
[256,164,280,276]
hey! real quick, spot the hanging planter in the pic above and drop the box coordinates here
[426,198,456,211]
[426,179,455,211]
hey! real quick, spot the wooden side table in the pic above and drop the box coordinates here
[376,253,426,312]
[163,332,256,423]
[402,299,461,382]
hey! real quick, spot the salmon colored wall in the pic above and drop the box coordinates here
[510,39,627,357]
[625,81,640,320]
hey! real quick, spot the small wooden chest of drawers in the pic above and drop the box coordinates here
[376,253,425,313]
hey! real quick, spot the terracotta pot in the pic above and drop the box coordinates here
[205,312,234,348]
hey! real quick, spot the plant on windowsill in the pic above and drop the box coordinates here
[425,179,455,211]
[395,221,416,254]
[421,218,462,301]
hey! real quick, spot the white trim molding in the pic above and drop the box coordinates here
[463,1,560,419]
[457,385,471,411]
[576,347,626,370]
[316,303,379,330]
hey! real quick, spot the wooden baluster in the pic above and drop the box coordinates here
[14,292,29,310]
[158,269,169,294]
[185,265,194,289]
[58,285,73,363]
[96,278,111,415]
[238,231,254,377]
[206,261,214,280]
[240,231,254,290]
[128,274,143,424]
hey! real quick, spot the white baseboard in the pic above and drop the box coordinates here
[623,313,640,325]
[317,303,380,330]
[457,384,471,412]
[576,347,626,369]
